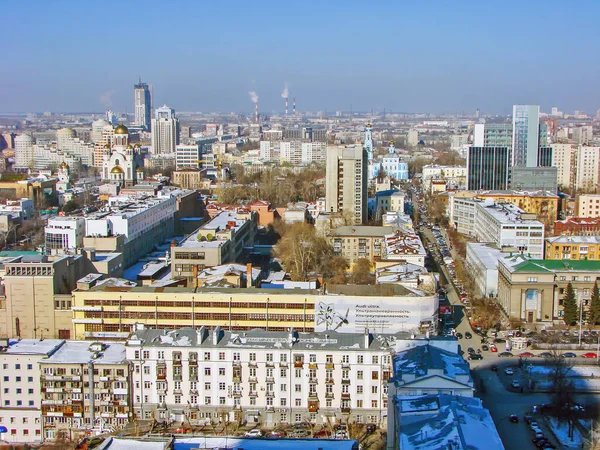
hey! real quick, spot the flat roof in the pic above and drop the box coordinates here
[331,226,391,237]
[40,341,126,365]
[466,243,503,270]
[178,211,246,249]
[5,339,64,356]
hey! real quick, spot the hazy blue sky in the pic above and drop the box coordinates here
[2,0,600,114]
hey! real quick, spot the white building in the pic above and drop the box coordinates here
[44,217,86,255]
[375,190,405,216]
[572,125,593,145]
[465,243,504,298]
[0,198,34,221]
[407,129,419,147]
[176,144,201,169]
[450,198,545,258]
[14,134,35,169]
[301,142,327,164]
[0,339,65,445]
[421,164,467,191]
[126,326,397,426]
[577,194,600,218]
[551,144,600,192]
[151,105,179,155]
[101,125,144,187]
[383,228,427,267]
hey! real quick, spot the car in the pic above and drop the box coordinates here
[561,352,577,358]
[582,352,598,358]
[482,345,489,351]
[542,443,557,449]
[465,332,472,339]
[512,380,521,388]
[533,432,544,441]
[468,354,483,361]
[365,424,376,433]
[519,352,534,358]
[538,352,552,358]
[504,367,514,375]
[335,430,348,439]
[455,332,463,339]
[524,414,533,424]
[499,351,514,357]
[529,421,539,430]
[534,438,549,447]
[491,364,498,372]
[291,429,311,438]
[467,347,476,354]
[313,429,331,438]
[268,431,284,438]
[490,345,498,353]
[509,415,519,423]
[244,429,262,438]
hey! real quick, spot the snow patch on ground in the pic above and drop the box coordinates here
[547,416,583,448]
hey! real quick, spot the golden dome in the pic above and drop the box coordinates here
[135,166,143,172]
[104,144,110,149]
[60,162,68,169]
[134,143,141,148]
[114,124,129,135]
[389,140,395,146]
[367,123,372,128]
[110,166,124,174]
[126,144,133,149]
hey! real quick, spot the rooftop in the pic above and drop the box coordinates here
[466,243,503,270]
[40,341,126,365]
[331,226,392,238]
[5,339,64,356]
[178,211,249,249]
[477,201,542,225]
[503,258,600,274]
[547,235,600,245]
[393,344,470,381]
[174,437,358,450]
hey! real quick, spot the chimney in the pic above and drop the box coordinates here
[255,102,259,124]
[246,263,253,287]
[212,326,221,346]
[285,97,288,116]
[293,98,296,115]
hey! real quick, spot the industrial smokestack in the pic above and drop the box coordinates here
[285,97,288,116]
[281,83,289,116]
[293,98,296,115]
[255,101,259,124]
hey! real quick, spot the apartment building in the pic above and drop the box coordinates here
[465,243,504,298]
[553,217,600,236]
[545,236,600,261]
[0,339,64,444]
[475,190,559,225]
[44,217,85,255]
[330,226,388,264]
[577,194,600,218]
[497,257,600,323]
[421,164,467,191]
[126,326,395,426]
[375,190,405,216]
[325,145,368,225]
[39,341,131,441]
[382,228,427,267]
[170,210,258,286]
[552,144,600,192]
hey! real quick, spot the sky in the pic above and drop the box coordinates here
[2,0,600,115]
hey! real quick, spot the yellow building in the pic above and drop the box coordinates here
[545,236,600,261]
[72,284,317,340]
[475,190,559,225]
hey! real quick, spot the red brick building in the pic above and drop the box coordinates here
[553,217,600,236]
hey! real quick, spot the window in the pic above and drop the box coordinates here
[204,396,211,405]
[371,400,378,408]
[372,371,379,380]
[204,368,211,376]
[295,384,302,392]
[280,398,287,406]
[266,353,273,362]
[357,370,363,380]
[295,399,302,407]
[372,356,378,364]
[527,277,537,282]
[219,383,226,391]
[357,399,363,408]
[281,384,287,391]
[249,353,256,361]
[204,352,211,361]
[219,368,225,376]
[27,364,32,370]
[219,352,225,361]
[280,368,287,377]
[357,355,364,364]
[357,386,363,394]
[371,386,378,394]
[15,364,20,370]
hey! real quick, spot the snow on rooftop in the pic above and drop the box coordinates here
[174,437,358,450]
[40,341,126,365]
[6,339,64,355]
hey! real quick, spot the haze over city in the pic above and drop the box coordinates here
[3,0,600,114]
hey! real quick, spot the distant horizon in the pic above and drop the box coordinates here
[2,1,599,114]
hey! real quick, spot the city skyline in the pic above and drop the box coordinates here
[2,1,600,114]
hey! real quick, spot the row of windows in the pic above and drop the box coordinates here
[83,299,315,309]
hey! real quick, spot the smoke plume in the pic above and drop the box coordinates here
[281,83,289,99]
[249,90,259,103]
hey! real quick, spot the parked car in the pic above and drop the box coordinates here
[467,347,476,354]
[561,352,577,358]
[465,332,472,339]
[512,380,521,388]
[499,352,514,357]
[482,345,489,351]
[455,332,463,339]
[582,352,598,358]
[491,364,498,372]
[519,352,534,358]
[291,429,311,438]
[538,352,552,358]
[244,429,262,438]
[504,367,514,375]
[524,414,533,424]
[335,430,348,439]
[268,431,284,438]
[468,354,483,361]
[313,429,331,438]
[509,415,519,423]
[529,421,539,430]
[490,345,498,353]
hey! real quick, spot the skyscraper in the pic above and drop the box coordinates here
[134,79,152,131]
[512,105,540,167]
[326,145,368,225]
[467,146,510,191]
[151,105,179,155]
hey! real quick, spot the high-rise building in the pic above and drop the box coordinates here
[407,129,419,146]
[14,133,35,168]
[151,105,179,155]
[467,146,510,190]
[326,145,368,225]
[134,79,152,130]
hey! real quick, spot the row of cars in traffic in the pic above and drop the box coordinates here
[243,423,374,439]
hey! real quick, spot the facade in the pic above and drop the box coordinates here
[44,217,85,254]
[497,258,600,323]
[372,142,408,182]
[325,145,368,225]
[375,190,404,216]
[552,144,600,192]
[0,339,65,445]
[577,194,600,218]
[126,326,395,426]
[407,129,418,146]
[170,210,257,286]
[0,198,34,220]
[39,341,132,440]
[545,235,600,261]
[512,104,540,167]
[475,190,559,225]
[175,144,201,169]
[422,164,467,191]
[134,80,152,130]
[467,146,510,191]
[172,170,203,190]
[101,125,144,187]
[151,105,179,155]
[510,166,558,191]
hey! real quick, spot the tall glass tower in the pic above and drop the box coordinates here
[134,79,152,131]
[512,105,540,167]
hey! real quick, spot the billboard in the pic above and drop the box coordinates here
[314,295,438,334]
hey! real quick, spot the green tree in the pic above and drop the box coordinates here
[562,282,579,326]
[588,281,600,326]
[349,258,375,285]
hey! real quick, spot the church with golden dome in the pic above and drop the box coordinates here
[101,124,144,187]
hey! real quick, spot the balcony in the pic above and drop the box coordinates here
[309,363,317,369]
[265,377,274,383]
[190,389,198,395]
[325,363,334,370]
[325,393,334,399]
[157,372,166,380]
[99,376,111,382]
[189,359,198,366]
[309,378,318,384]
[189,374,198,382]
[341,393,350,399]
[308,392,318,399]
[266,362,275,368]
[249,391,258,397]
[173,373,182,381]
[173,389,183,395]
[248,361,257,368]
[232,376,241,383]
[248,376,258,383]
[341,407,351,413]
[341,379,350,384]
[294,362,304,368]
[232,390,242,397]
[279,362,288,367]
[265,391,275,398]
[326,379,334,385]
[173,359,182,366]
[233,361,241,367]
[341,363,350,369]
